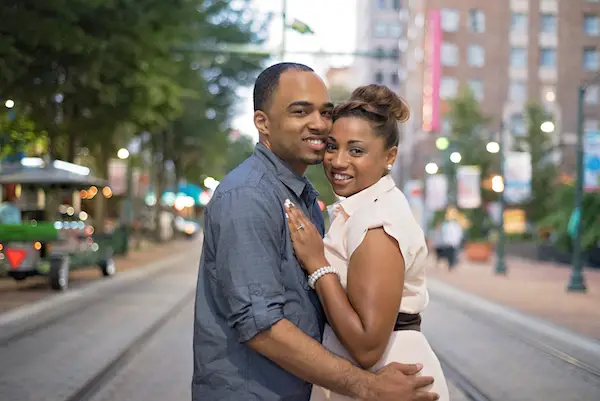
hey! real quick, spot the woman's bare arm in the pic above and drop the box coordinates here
[309,228,405,368]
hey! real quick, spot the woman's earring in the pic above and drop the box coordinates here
[386,164,393,172]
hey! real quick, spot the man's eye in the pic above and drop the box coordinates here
[321,110,333,118]
[292,109,307,115]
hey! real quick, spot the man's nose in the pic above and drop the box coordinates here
[308,112,331,134]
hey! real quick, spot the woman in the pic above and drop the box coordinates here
[284,84,449,401]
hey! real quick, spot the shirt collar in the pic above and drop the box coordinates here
[336,174,396,216]
[253,142,319,199]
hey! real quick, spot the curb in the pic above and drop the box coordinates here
[0,240,202,327]
[427,278,600,357]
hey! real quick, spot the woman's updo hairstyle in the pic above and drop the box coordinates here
[332,84,410,149]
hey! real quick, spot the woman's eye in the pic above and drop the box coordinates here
[349,148,363,155]
[326,143,336,151]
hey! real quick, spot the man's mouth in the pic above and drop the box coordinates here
[304,138,326,151]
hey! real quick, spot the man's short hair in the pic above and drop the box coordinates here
[253,62,314,112]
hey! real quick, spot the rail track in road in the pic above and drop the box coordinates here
[0,253,193,348]
[63,289,196,401]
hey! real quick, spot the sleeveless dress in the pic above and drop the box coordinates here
[310,175,449,401]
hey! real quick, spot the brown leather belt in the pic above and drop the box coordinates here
[393,313,421,332]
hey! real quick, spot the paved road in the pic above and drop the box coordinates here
[1,242,599,401]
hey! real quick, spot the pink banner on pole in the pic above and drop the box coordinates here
[422,9,442,133]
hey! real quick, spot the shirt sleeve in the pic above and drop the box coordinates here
[345,206,425,270]
[211,186,286,343]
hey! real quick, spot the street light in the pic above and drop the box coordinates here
[540,121,555,133]
[450,152,462,164]
[491,175,504,193]
[425,162,439,175]
[117,148,130,160]
[486,141,500,154]
[4,99,14,109]
[568,73,600,292]
[436,136,450,150]
[495,122,507,275]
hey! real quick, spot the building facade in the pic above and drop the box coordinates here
[354,0,600,182]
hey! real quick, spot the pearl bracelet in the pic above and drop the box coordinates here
[307,266,340,289]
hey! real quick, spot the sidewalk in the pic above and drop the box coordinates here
[426,255,600,340]
[0,238,198,313]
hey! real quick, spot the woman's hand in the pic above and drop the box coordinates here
[285,199,328,275]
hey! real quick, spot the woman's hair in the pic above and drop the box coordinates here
[332,84,410,148]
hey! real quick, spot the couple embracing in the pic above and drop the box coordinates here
[192,62,449,401]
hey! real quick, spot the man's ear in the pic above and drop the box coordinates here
[254,110,269,137]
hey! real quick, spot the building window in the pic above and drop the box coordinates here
[441,42,459,66]
[377,0,386,9]
[393,0,402,11]
[584,119,599,133]
[584,48,599,71]
[391,72,400,85]
[467,45,485,67]
[440,77,458,99]
[374,23,387,37]
[510,114,526,137]
[511,12,528,33]
[509,81,527,101]
[375,71,384,84]
[441,8,460,32]
[468,9,485,33]
[540,13,557,34]
[540,48,557,67]
[585,85,599,104]
[391,47,400,59]
[389,21,403,38]
[468,80,484,101]
[510,47,527,68]
[584,14,600,36]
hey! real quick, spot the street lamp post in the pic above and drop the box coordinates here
[567,73,600,292]
[495,123,507,275]
[118,148,133,255]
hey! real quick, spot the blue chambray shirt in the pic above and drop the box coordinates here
[193,143,326,401]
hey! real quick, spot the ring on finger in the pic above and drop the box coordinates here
[294,223,305,232]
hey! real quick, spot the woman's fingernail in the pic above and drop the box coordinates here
[284,199,294,208]
[285,213,289,219]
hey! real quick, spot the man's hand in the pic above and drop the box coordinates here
[364,362,439,401]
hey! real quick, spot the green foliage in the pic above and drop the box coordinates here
[329,85,352,105]
[305,165,337,207]
[514,103,558,224]
[445,88,496,242]
[538,184,600,252]
[0,112,47,157]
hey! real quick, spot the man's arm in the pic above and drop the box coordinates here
[213,188,437,401]
[247,319,371,399]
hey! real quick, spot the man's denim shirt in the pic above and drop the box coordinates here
[193,143,326,401]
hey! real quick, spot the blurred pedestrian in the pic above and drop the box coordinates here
[440,217,463,270]
[0,184,22,224]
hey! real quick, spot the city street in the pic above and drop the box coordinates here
[0,239,598,401]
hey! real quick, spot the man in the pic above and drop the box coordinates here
[193,63,438,401]
[0,184,22,224]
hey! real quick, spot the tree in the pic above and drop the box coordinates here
[329,85,351,105]
[514,103,559,226]
[445,88,495,241]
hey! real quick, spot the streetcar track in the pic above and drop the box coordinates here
[437,351,495,401]
[64,289,196,401]
[0,252,195,348]
[431,293,600,381]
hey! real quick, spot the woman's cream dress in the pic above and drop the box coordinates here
[310,175,449,401]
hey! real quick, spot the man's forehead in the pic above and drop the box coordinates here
[274,70,330,105]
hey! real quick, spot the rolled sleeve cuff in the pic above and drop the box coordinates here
[232,284,285,343]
